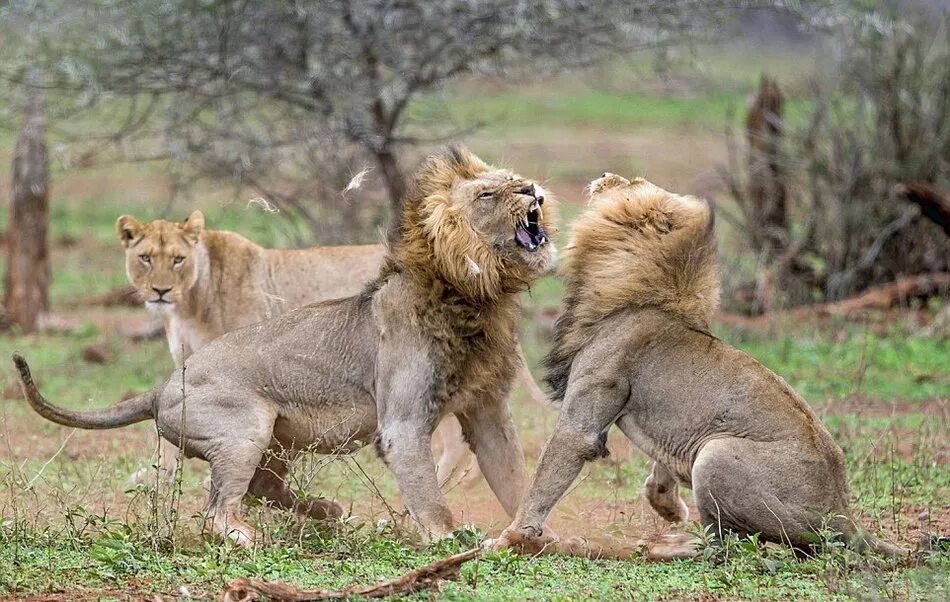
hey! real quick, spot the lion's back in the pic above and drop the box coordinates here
[192,232,385,333]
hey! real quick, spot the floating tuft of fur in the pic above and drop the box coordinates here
[545,178,719,401]
[343,167,373,195]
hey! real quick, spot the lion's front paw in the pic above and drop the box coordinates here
[485,525,559,555]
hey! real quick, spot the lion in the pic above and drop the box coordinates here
[15,146,556,546]
[117,209,546,485]
[489,174,906,557]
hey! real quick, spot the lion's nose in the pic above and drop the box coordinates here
[152,286,171,298]
[516,184,536,198]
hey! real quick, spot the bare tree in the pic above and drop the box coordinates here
[3,78,50,333]
[4,0,804,243]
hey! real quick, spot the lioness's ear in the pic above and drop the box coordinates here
[116,215,143,247]
[180,210,204,245]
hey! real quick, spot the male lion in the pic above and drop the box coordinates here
[117,209,546,485]
[15,147,556,546]
[491,174,906,557]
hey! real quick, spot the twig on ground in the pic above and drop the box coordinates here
[221,546,481,601]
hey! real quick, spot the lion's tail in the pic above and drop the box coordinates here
[13,353,156,430]
[850,533,911,558]
[840,519,911,558]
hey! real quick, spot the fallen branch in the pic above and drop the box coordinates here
[894,181,950,235]
[821,272,950,316]
[221,547,481,601]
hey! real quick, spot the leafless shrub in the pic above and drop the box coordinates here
[724,11,949,310]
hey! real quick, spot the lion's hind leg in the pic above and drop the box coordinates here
[204,444,266,548]
[691,437,829,550]
[644,461,689,523]
[434,416,479,488]
[193,406,278,548]
[247,447,343,520]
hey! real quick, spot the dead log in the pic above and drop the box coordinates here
[894,182,950,236]
[745,74,787,255]
[221,547,481,602]
[820,273,950,316]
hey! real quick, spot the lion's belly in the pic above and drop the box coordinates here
[615,414,696,486]
[272,400,377,455]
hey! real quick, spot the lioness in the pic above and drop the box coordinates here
[15,147,556,546]
[491,175,905,556]
[117,209,545,485]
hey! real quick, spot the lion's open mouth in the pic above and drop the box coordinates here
[515,201,548,251]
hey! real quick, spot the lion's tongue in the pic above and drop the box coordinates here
[516,225,537,250]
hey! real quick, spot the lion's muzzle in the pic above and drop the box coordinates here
[515,198,548,251]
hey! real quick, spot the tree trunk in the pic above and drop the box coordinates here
[3,81,50,333]
[376,146,407,245]
[745,74,787,256]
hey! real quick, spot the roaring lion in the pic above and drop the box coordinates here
[490,174,906,557]
[117,209,546,485]
[15,147,556,546]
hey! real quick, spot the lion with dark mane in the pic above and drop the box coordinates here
[14,147,556,546]
[492,174,905,557]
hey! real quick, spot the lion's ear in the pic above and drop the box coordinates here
[444,145,488,176]
[181,210,204,245]
[116,215,144,247]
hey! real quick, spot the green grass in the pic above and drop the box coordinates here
[412,86,811,132]
[722,324,950,402]
[1,521,947,600]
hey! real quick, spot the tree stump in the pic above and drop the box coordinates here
[745,74,787,255]
[3,78,50,333]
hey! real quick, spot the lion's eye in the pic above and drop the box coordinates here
[139,254,151,265]
[172,256,185,266]
[477,190,495,200]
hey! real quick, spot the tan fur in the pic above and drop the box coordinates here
[119,208,547,485]
[492,175,906,558]
[546,175,718,401]
[17,146,556,546]
[118,212,384,484]
[118,211,385,364]
[565,176,719,329]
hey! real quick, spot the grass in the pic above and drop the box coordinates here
[725,323,950,402]
[1,530,945,600]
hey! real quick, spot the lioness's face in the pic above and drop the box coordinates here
[116,211,204,312]
[451,168,556,275]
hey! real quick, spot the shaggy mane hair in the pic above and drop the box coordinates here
[545,177,720,401]
[387,145,546,303]
[373,145,556,409]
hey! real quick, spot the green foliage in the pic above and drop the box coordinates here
[723,323,950,401]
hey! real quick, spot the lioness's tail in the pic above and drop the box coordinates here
[12,353,156,429]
